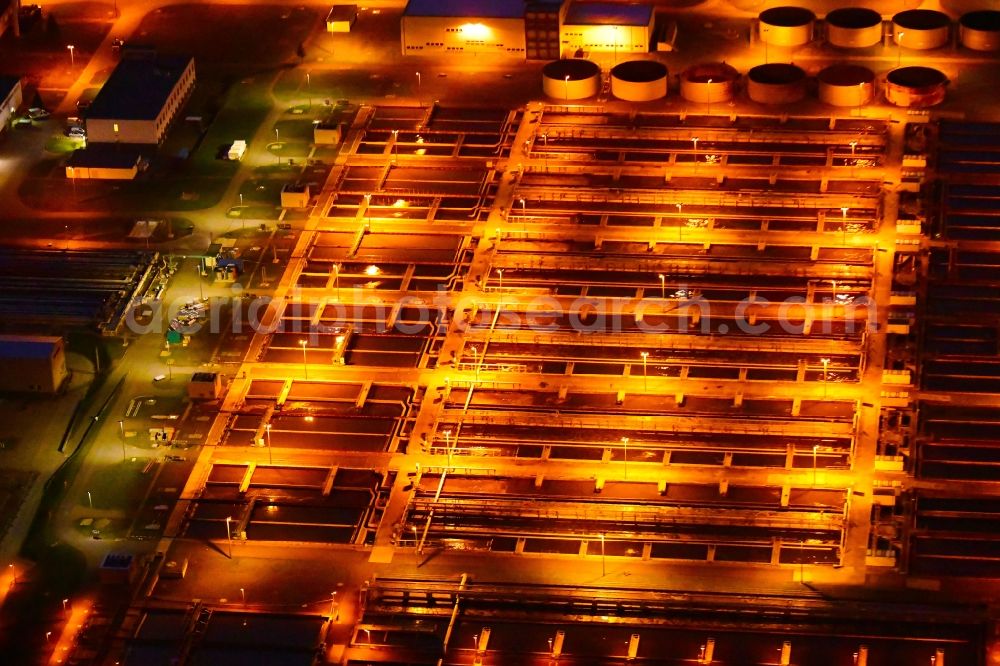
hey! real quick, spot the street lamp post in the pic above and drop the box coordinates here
[265,423,273,465]
[692,136,699,164]
[364,193,372,230]
[676,203,683,241]
[600,533,606,576]
[118,419,126,461]
[640,351,648,392]
[67,45,75,68]
[240,587,246,605]
[564,74,570,101]
[658,273,666,300]
[897,32,904,67]
[306,72,311,108]
[621,436,629,479]
[225,516,233,559]
[415,71,421,102]
[87,491,93,509]
[299,340,309,380]
[821,357,830,398]
[706,78,713,115]
[841,206,849,245]
[274,128,280,143]
[391,129,399,162]
[496,267,504,308]
[813,443,819,486]
[443,429,452,467]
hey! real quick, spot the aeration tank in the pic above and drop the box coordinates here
[611,60,668,102]
[747,63,806,104]
[826,7,883,48]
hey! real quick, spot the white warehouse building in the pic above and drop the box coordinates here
[560,2,655,55]
[401,0,530,57]
[400,0,654,60]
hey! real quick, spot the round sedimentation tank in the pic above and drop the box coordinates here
[885,66,947,107]
[747,63,806,104]
[611,60,668,102]
[680,62,740,104]
[960,10,1000,51]
[826,7,883,48]
[817,64,875,106]
[893,10,950,50]
[542,59,601,100]
[759,6,816,47]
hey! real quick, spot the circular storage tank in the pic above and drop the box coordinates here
[542,59,601,100]
[759,6,816,47]
[611,60,668,102]
[893,10,950,50]
[885,66,947,107]
[680,62,740,104]
[826,7,883,48]
[817,64,875,106]
[960,10,1000,51]
[747,63,806,104]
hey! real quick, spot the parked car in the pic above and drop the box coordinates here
[27,107,50,120]
[66,127,86,138]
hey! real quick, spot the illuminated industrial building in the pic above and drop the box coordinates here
[400,0,654,59]
[400,0,530,56]
[560,1,655,55]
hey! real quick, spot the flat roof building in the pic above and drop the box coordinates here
[560,1,655,55]
[404,0,526,19]
[0,335,68,394]
[0,76,22,135]
[86,55,195,145]
[65,144,149,180]
[326,4,357,32]
[401,0,529,57]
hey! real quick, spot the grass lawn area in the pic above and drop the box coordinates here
[82,460,151,512]
[240,177,286,203]
[44,134,84,155]
[273,68,397,103]
[229,204,281,221]
[132,4,317,69]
